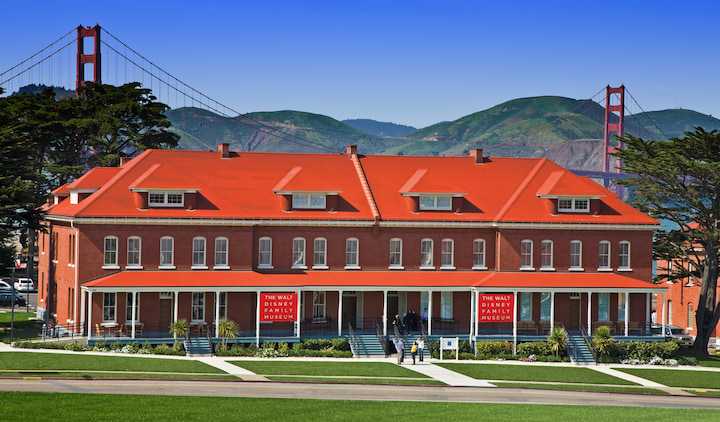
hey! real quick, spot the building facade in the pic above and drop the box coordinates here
[37,145,665,343]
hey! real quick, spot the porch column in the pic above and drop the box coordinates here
[131,291,137,339]
[173,291,179,322]
[80,289,86,336]
[428,290,433,336]
[512,291,518,353]
[587,292,592,335]
[550,291,555,331]
[661,291,666,334]
[337,290,343,337]
[296,289,301,339]
[256,291,261,347]
[215,291,221,338]
[469,290,475,340]
[624,291,630,337]
[382,290,388,336]
[87,290,93,342]
[646,293,651,329]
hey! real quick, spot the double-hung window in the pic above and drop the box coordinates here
[159,236,174,268]
[258,237,272,268]
[441,239,454,269]
[214,237,229,268]
[103,292,116,322]
[420,239,434,268]
[192,237,207,268]
[389,238,403,268]
[103,236,118,268]
[345,238,359,269]
[292,237,306,268]
[126,292,139,323]
[473,239,486,269]
[520,292,532,321]
[127,237,141,268]
[192,292,205,322]
[313,238,327,269]
[570,240,582,270]
[313,291,326,319]
[540,240,553,270]
[618,241,631,270]
[598,241,611,270]
[520,240,533,269]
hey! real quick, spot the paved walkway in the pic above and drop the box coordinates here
[399,360,496,387]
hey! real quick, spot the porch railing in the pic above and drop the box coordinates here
[347,323,359,356]
[418,319,434,355]
[580,324,598,362]
[374,319,390,356]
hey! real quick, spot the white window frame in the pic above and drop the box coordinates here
[159,236,175,269]
[520,240,534,270]
[258,237,273,269]
[389,238,403,269]
[558,197,590,212]
[126,236,142,268]
[292,237,307,269]
[313,237,328,269]
[214,237,229,269]
[191,292,205,323]
[345,238,360,269]
[598,241,611,271]
[540,240,554,270]
[218,292,227,321]
[419,195,452,210]
[598,293,610,321]
[441,291,453,319]
[292,193,326,209]
[440,239,454,269]
[103,292,116,323]
[125,292,140,323]
[313,291,326,320]
[148,191,184,207]
[473,239,487,270]
[570,240,583,271]
[420,238,434,269]
[192,236,207,269]
[618,241,631,270]
[540,292,551,321]
[103,236,119,269]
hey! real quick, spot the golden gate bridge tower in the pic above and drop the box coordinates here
[76,25,102,89]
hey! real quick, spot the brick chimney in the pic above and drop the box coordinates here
[120,157,133,166]
[347,145,358,155]
[470,148,484,164]
[219,143,231,159]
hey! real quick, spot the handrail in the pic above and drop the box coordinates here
[206,325,214,355]
[374,319,389,357]
[418,319,433,355]
[184,331,193,355]
[347,323,359,357]
[579,324,598,363]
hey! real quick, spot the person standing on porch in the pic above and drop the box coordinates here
[396,339,405,364]
[417,337,425,362]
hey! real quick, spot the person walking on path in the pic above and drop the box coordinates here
[396,339,405,364]
[417,337,425,362]
[411,341,418,364]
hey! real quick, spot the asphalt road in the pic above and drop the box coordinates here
[1,379,720,409]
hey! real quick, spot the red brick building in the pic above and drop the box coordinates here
[37,145,664,343]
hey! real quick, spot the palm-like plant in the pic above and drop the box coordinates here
[547,326,568,357]
[169,318,189,349]
[217,318,239,350]
[592,325,615,357]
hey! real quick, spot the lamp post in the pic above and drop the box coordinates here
[10,270,15,343]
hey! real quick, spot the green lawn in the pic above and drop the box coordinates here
[493,382,669,395]
[678,352,720,367]
[0,351,224,374]
[230,360,429,377]
[0,312,41,341]
[2,392,717,421]
[266,376,445,385]
[616,367,720,389]
[437,362,636,385]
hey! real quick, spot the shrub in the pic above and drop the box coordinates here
[300,338,332,350]
[548,326,568,357]
[475,341,513,356]
[517,341,553,357]
[331,337,351,351]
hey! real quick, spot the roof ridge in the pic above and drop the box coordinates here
[350,154,381,222]
[493,158,548,222]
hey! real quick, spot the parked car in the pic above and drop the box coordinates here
[13,278,34,292]
[0,279,11,290]
[663,325,695,347]
[0,292,26,307]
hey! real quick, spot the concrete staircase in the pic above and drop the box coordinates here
[350,334,388,357]
[568,335,596,365]
[184,336,213,357]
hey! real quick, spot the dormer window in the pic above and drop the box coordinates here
[419,195,452,210]
[558,198,589,212]
[149,192,184,207]
[292,193,326,209]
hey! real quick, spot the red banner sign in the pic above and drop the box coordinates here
[478,294,514,322]
[259,293,298,322]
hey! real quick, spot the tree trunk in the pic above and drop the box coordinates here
[693,239,720,354]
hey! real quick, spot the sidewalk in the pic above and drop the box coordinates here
[401,360,496,387]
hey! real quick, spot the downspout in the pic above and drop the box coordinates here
[71,221,80,334]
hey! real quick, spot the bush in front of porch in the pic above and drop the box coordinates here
[214,338,352,358]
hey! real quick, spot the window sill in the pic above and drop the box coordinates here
[440,266,456,270]
[312,265,329,270]
[569,267,585,272]
[191,265,209,270]
[617,268,633,272]
[344,265,362,270]
[125,265,144,270]
[67,263,75,268]
[213,265,231,270]
[472,266,488,271]
[420,266,436,270]
[388,266,405,270]
[257,265,274,270]
[101,322,118,327]
[291,265,308,270]
[520,267,535,271]
[158,265,176,270]
[102,265,120,270]
[597,267,613,272]
[540,267,555,272]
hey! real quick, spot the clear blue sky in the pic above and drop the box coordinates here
[1,0,718,128]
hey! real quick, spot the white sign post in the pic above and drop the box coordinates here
[439,337,459,361]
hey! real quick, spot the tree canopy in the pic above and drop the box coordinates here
[0,83,179,245]
[613,127,720,353]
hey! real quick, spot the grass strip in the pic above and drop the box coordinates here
[0,370,236,380]
[266,376,445,385]
[229,360,429,377]
[437,363,636,385]
[616,367,720,389]
[0,351,224,374]
[3,392,719,421]
[684,389,720,397]
[493,382,669,395]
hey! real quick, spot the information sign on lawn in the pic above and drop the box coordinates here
[478,294,514,322]
[259,293,298,322]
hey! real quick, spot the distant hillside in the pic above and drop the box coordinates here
[342,119,417,138]
[628,109,720,139]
